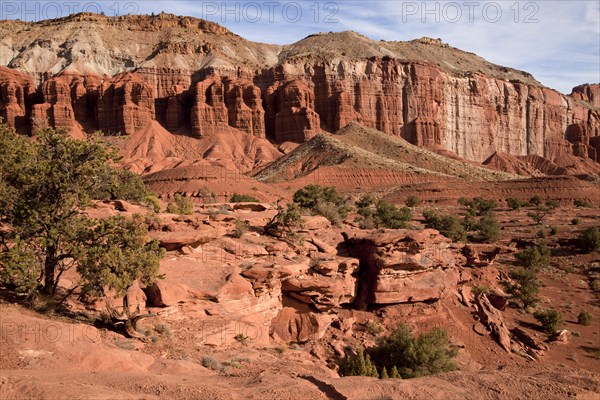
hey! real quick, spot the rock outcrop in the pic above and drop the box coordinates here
[343,229,463,307]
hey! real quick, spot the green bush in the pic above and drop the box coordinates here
[423,210,467,242]
[374,200,412,229]
[338,347,379,378]
[529,195,543,206]
[264,202,304,244]
[144,194,161,213]
[577,227,600,253]
[356,194,375,219]
[232,218,249,238]
[477,213,500,243]
[293,185,348,225]
[369,324,457,379]
[574,199,592,208]
[506,197,525,210]
[504,268,541,308]
[577,310,592,326]
[533,308,563,334]
[230,193,259,203]
[549,226,558,236]
[471,285,490,296]
[515,244,551,270]
[405,196,422,208]
[571,218,581,225]
[165,194,194,215]
[459,197,497,216]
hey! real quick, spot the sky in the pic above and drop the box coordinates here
[1,0,599,93]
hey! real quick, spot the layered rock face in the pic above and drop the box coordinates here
[344,229,463,306]
[1,14,599,168]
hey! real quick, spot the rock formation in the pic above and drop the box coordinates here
[1,14,598,171]
[343,229,463,307]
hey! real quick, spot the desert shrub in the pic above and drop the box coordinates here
[527,206,553,225]
[365,321,384,336]
[201,356,226,372]
[197,186,217,204]
[545,199,560,209]
[506,197,525,210]
[232,218,249,238]
[293,185,348,224]
[374,200,412,229]
[264,202,304,244]
[155,322,172,337]
[515,244,551,270]
[165,194,193,215]
[577,310,593,326]
[471,285,490,296]
[571,218,581,225]
[529,195,543,206]
[338,347,379,377]
[423,210,467,242]
[504,268,541,308]
[459,197,497,216]
[477,213,500,243]
[144,194,161,213]
[405,196,422,208]
[356,194,375,218]
[234,333,249,345]
[577,227,600,253]
[369,324,457,379]
[533,308,563,333]
[380,366,389,379]
[230,193,259,203]
[314,201,344,227]
[574,199,592,208]
[550,226,559,236]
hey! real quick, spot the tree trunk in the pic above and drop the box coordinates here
[43,246,56,294]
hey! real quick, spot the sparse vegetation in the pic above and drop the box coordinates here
[230,193,259,203]
[506,197,526,210]
[405,196,422,208]
[459,197,497,216]
[264,202,304,244]
[529,195,543,206]
[504,268,541,308]
[293,185,348,225]
[476,212,501,243]
[515,244,551,270]
[338,347,379,377]
[370,324,457,379]
[577,227,600,253]
[234,333,250,345]
[574,199,592,208]
[423,210,466,242]
[339,324,457,379]
[571,218,581,225]
[144,194,161,213]
[374,200,412,229]
[577,310,592,326]
[533,308,563,334]
[232,218,249,238]
[155,322,172,336]
[472,285,490,296]
[165,193,194,215]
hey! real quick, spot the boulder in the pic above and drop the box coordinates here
[143,281,190,307]
[270,307,332,343]
[153,230,219,251]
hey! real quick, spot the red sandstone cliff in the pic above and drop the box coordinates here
[1,13,599,169]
